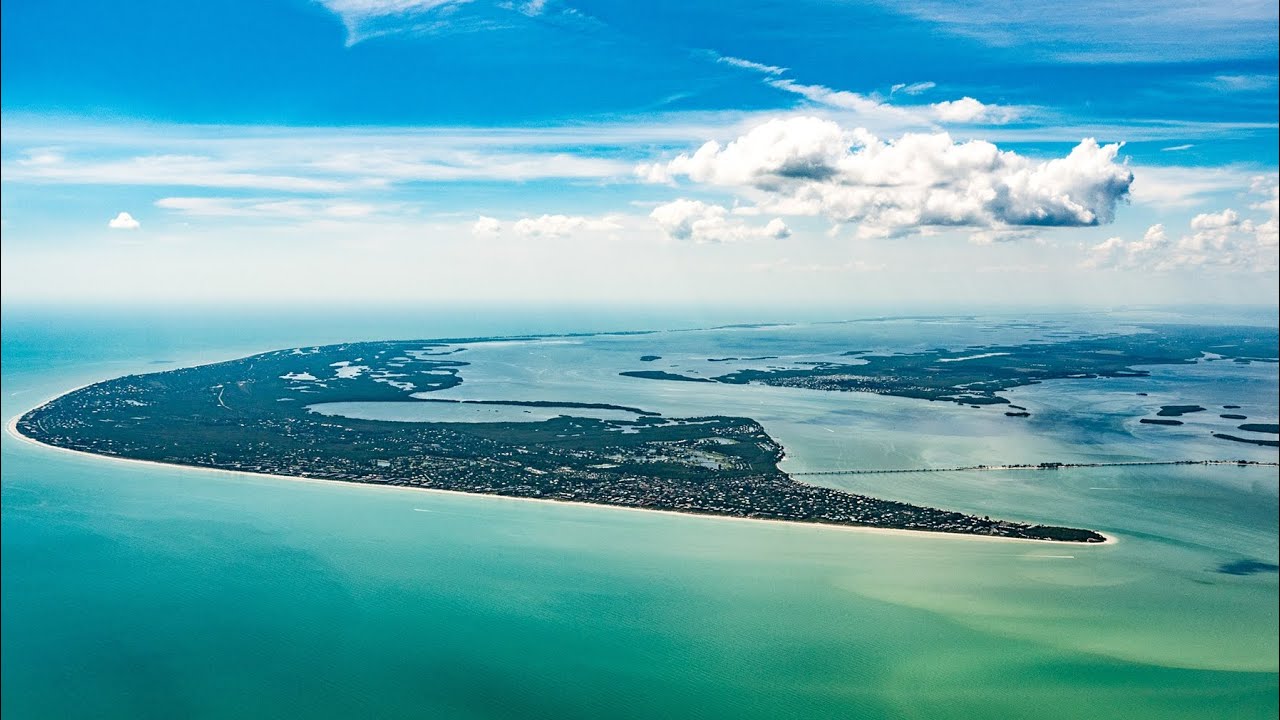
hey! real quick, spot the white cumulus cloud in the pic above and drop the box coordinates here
[650,199,790,243]
[930,96,1017,124]
[108,212,140,230]
[472,215,502,237]
[1084,176,1278,271]
[511,214,620,238]
[640,116,1133,238]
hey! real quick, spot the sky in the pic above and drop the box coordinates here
[1,0,1277,308]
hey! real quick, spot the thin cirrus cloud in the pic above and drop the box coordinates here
[1084,176,1279,271]
[639,116,1134,238]
[316,0,474,43]
[715,55,787,76]
[8,151,372,193]
[876,0,1278,62]
[890,81,936,96]
[1202,74,1278,92]
[154,197,386,219]
[768,79,1018,125]
[2,140,634,192]
[716,54,1022,126]
[1126,164,1265,208]
[315,0,555,44]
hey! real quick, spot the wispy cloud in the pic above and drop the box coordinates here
[0,125,638,193]
[876,0,1279,62]
[315,0,581,44]
[716,55,787,76]
[890,81,936,96]
[1127,164,1262,207]
[712,53,1024,126]
[9,152,372,193]
[317,1,481,44]
[154,196,392,220]
[1202,74,1278,92]
[765,78,917,123]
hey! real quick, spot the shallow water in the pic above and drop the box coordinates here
[3,307,1277,719]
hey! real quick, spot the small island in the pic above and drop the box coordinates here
[1157,405,1206,417]
[1215,434,1280,448]
[17,339,1105,543]
[619,370,714,383]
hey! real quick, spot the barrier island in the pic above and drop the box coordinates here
[17,339,1104,542]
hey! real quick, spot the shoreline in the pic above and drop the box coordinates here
[5,397,1116,546]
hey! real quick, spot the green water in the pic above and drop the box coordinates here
[3,309,1277,718]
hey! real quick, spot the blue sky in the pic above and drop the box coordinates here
[2,0,1277,306]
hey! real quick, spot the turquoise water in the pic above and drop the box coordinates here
[3,307,1277,719]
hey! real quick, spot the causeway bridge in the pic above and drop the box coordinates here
[790,459,1280,476]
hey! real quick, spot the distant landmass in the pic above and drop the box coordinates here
[668,326,1276,406]
[618,324,1279,454]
